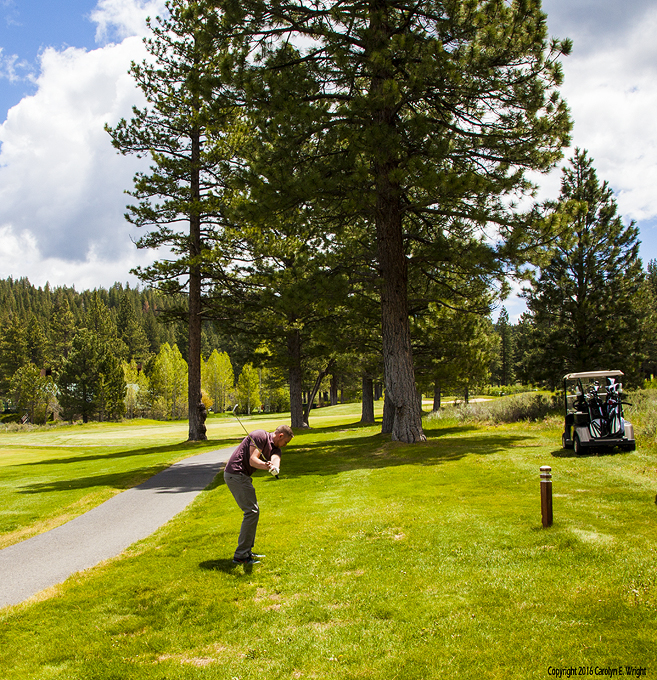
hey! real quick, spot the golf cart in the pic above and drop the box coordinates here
[562,370,635,455]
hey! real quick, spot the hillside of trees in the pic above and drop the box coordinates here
[0,277,365,424]
[3,249,655,427]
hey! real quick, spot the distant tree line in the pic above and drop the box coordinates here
[0,278,364,424]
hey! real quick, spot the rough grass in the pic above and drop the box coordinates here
[1,405,656,678]
[430,391,561,425]
[433,388,657,441]
[625,389,657,440]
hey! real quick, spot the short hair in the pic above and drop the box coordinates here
[275,424,294,439]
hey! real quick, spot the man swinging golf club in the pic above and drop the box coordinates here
[224,414,294,565]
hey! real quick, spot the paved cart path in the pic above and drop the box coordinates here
[0,447,233,609]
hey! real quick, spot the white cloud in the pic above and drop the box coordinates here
[557,10,657,222]
[536,3,657,222]
[0,1,163,289]
[91,0,168,44]
[0,38,149,260]
[0,46,33,83]
[0,224,158,290]
[543,0,656,52]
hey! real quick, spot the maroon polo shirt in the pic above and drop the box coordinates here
[225,429,281,477]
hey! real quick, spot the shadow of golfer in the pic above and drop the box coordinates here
[199,558,256,574]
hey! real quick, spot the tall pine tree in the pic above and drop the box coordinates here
[106,0,239,440]
[521,149,646,386]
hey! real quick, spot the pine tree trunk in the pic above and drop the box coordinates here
[433,383,441,411]
[375,174,425,442]
[330,373,338,406]
[381,389,394,434]
[370,2,425,444]
[361,375,375,423]
[187,127,206,441]
[287,329,306,428]
[303,360,335,426]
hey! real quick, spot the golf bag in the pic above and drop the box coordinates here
[605,378,625,437]
[586,383,606,438]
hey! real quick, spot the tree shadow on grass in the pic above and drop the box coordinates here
[296,420,478,439]
[16,441,234,494]
[17,439,236,467]
[18,465,173,494]
[282,421,532,478]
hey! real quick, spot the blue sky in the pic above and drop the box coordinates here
[1,0,656,320]
[0,1,97,115]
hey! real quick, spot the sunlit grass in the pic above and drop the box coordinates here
[0,407,373,549]
[0,404,655,678]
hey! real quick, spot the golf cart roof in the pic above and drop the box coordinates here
[563,370,624,380]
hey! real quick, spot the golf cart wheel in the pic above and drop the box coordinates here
[562,432,573,449]
[573,434,583,456]
[624,441,636,452]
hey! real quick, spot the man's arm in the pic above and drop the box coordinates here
[270,453,281,474]
[249,444,273,471]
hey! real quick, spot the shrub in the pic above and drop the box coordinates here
[429,392,561,425]
[480,384,538,397]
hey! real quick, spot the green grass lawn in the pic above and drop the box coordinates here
[1,405,656,679]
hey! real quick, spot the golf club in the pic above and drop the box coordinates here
[232,404,279,479]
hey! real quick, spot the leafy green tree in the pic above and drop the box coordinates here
[0,316,27,396]
[57,330,126,422]
[414,302,497,406]
[148,343,188,420]
[49,292,77,375]
[116,293,151,363]
[10,363,56,424]
[207,211,350,428]
[490,308,515,387]
[641,260,657,380]
[521,149,646,387]
[202,349,234,412]
[511,313,534,386]
[25,314,48,370]
[228,0,571,442]
[106,0,238,440]
[123,360,150,419]
[96,353,128,422]
[259,366,290,413]
[236,363,261,415]
[56,329,99,423]
[84,292,127,360]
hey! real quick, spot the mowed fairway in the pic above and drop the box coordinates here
[1,404,656,679]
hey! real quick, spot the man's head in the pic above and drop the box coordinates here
[273,424,294,448]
